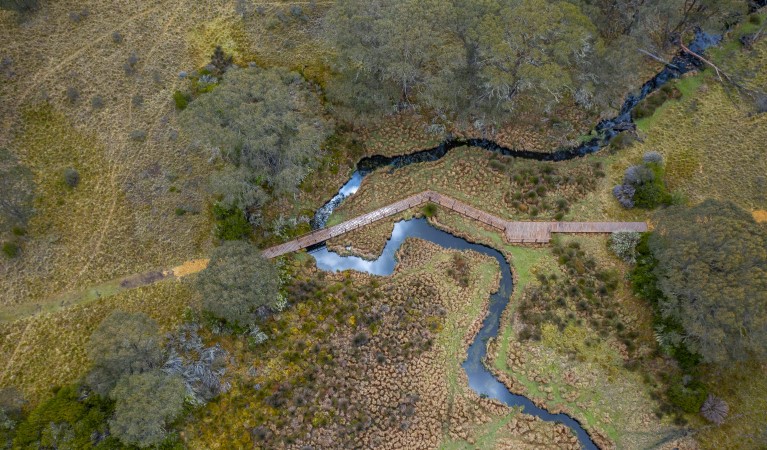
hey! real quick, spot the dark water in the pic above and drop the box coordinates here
[311,32,721,229]
[310,218,598,450]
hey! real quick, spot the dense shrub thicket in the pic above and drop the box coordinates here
[630,201,767,419]
[5,311,233,448]
[613,152,671,209]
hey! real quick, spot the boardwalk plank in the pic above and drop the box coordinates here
[262,191,649,258]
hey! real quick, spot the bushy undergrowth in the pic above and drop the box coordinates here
[629,233,708,419]
[632,84,682,120]
[187,249,461,447]
[516,239,635,351]
[613,153,671,209]
[212,204,251,241]
[502,161,605,219]
[608,231,641,264]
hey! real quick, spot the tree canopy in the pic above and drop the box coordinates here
[323,0,641,123]
[11,385,118,449]
[650,200,767,363]
[323,0,749,124]
[86,311,164,396]
[109,371,185,448]
[180,66,331,200]
[195,240,281,328]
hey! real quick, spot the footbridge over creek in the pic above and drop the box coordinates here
[262,191,647,258]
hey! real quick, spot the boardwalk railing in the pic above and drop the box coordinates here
[262,190,647,258]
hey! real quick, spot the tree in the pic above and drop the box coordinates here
[109,371,185,448]
[470,0,600,118]
[650,200,767,363]
[324,0,465,121]
[195,241,281,328]
[577,0,746,49]
[208,166,268,226]
[324,0,643,123]
[0,148,35,235]
[180,66,330,197]
[12,385,117,449]
[86,311,164,396]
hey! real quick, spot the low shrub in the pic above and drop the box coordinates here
[422,203,437,218]
[124,53,139,76]
[172,91,190,110]
[65,86,79,103]
[213,203,251,240]
[609,231,641,263]
[91,95,105,109]
[63,167,80,187]
[612,184,635,208]
[129,130,146,141]
[2,241,20,258]
[613,154,670,209]
[667,378,708,413]
[755,94,767,114]
[68,8,89,22]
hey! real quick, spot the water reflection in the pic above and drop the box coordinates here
[310,218,597,449]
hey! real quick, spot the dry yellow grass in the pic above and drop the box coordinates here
[0,279,194,403]
[171,258,209,277]
[0,0,337,310]
[0,0,335,403]
[753,210,767,223]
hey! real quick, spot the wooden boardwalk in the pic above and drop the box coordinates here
[262,191,647,258]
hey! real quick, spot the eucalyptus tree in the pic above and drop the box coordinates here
[195,240,282,328]
[86,311,164,396]
[469,0,600,118]
[650,200,767,363]
[109,371,185,448]
[180,66,331,201]
[324,0,465,121]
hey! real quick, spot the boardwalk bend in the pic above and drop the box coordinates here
[263,191,647,258]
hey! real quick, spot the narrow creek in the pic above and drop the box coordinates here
[311,32,720,229]
[310,218,598,449]
[306,31,723,450]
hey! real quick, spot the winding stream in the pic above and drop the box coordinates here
[310,218,598,449]
[306,31,724,450]
[311,32,720,229]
